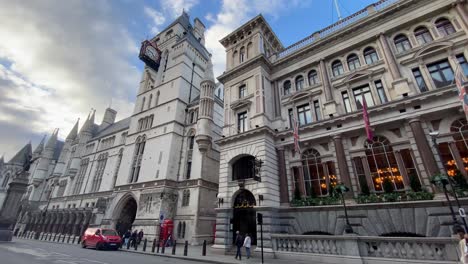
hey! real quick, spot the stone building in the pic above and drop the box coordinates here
[13,12,223,245]
[213,0,468,251]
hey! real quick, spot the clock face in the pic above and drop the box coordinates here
[145,46,158,60]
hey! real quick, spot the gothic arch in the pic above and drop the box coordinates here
[111,192,138,221]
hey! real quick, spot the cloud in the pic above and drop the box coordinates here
[204,0,306,78]
[144,6,166,35]
[0,1,140,158]
[161,0,199,18]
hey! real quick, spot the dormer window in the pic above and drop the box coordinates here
[295,75,304,91]
[283,80,291,95]
[239,85,247,98]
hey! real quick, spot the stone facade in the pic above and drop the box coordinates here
[214,0,468,251]
[11,12,223,245]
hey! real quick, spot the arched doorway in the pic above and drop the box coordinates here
[232,190,257,245]
[115,196,137,236]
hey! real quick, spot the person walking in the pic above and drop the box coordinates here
[234,231,243,260]
[459,232,468,263]
[130,229,138,247]
[137,229,144,245]
[243,233,252,259]
[123,229,131,248]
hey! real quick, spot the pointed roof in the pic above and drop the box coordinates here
[9,143,32,166]
[66,119,79,140]
[33,135,46,155]
[0,156,4,170]
[45,128,59,149]
[80,110,95,134]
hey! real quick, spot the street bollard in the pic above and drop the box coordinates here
[172,240,177,255]
[67,235,71,244]
[156,241,160,253]
[49,234,53,241]
[143,239,147,252]
[161,240,165,254]
[40,233,43,240]
[202,240,206,256]
[62,234,66,243]
[184,241,188,256]
[53,234,57,242]
[134,240,138,251]
[72,236,76,244]
[127,240,131,250]
[151,239,156,253]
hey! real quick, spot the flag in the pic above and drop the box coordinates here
[292,116,301,155]
[455,65,468,118]
[362,97,373,142]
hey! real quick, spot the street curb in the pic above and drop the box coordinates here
[120,248,240,264]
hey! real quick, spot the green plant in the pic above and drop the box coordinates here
[382,178,394,193]
[453,169,468,189]
[382,192,401,202]
[409,173,422,192]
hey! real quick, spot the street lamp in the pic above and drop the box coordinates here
[334,183,353,234]
[429,130,468,232]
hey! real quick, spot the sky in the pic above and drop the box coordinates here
[0,0,377,160]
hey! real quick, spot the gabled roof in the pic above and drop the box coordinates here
[53,141,64,161]
[92,117,131,140]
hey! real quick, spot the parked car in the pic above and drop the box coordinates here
[81,228,121,250]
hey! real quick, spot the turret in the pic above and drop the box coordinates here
[195,59,215,153]
[33,129,59,182]
[8,142,32,168]
[66,119,79,142]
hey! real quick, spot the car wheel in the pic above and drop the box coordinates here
[81,241,86,248]
[96,242,103,250]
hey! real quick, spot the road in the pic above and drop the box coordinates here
[0,238,205,264]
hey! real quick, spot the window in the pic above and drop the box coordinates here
[297,104,312,126]
[394,34,411,53]
[288,109,294,128]
[427,59,454,88]
[283,80,291,95]
[182,190,190,206]
[239,85,246,98]
[295,75,304,90]
[90,153,108,192]
[112,149,123,188]
[246,42,253,59]
[313,100,321,121]
[237,112,247,133]
[347,54,361,71]
[374,80,388,103]
[342,91,352,113]
[73,158,89,194]
[130,136,146,183]
[363,47,379,65]
[414,26,433,45]
[232,156,255,181]
[412,68,428,92]
[141,97,146,112]
[332,60,344,77]
[189,136,195,150]
[353,85,374,109]
[1,173,10,188]
[239,47,245,63]
[297,149,337,196]
[308,70,319,85]
[435,18,455,37]
[148,94,153,109]
[186,161,192,179]
[457,54,468,76]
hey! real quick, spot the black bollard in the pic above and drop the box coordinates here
[49,234,53,241]
[184,241,188,256]
[134,240,138,251]
[72,236,76,244]
[156,241,160,253]
[202,240,206,256]
[151,239,156,253]
[161,240,165,254]
[127,240,131,250]
[172,240,177,255]
[54,234,57,242]
[143,239,147,252]
[62,234,66,243]
[67,235,71,243]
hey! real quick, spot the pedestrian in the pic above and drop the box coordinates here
[137,229,144,245]
[243,233,251,259]
[165,232,173,247]
[123,229,131,248]
[459,231,468,263]
[234,231,243,260]
[131,229,138,247]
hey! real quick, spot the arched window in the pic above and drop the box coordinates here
[177,222,182,238]
[435,18,456,37]
[186,131,195,179]
[414,26,433,45]
[141,97,146,112]
[363,47,379,65]
[90,153,108,192]
[1,173,10,188]
[73,158,89,194]
[283,80,291,95]
[394,34,411,53]
[182,190,190,206]
[111,148,123,188]
[365,136,405,192]
[308,70,319,85]
[232,155,255,181]
[232,51,238,66]
[155,91,160,106]
[347,54,361,71]
[246,42,253,59]
[437,119,468,179]
[182,222,186,238]
[295,75,304,91]
[130,136,146,183]
[300,149,337,196]
[332,60,344,77]
[148,94,153,109]
[239,47,245,63]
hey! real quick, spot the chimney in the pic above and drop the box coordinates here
[193,18,205,45]
[101,108,117,130]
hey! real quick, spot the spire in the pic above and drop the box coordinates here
[45,128,59,149]
[66,119,79,140]
[80,109,96,134]
[33,135,46,155]
[202,59,214,83]
[9,142,32,166]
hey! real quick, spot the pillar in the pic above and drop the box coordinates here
[408,119,439,177]
[333,135,353,196]
[361,156,376,192]
[276,148,290,205]
[454,1,468,32]
[319,60,337,117]
[377,34,401,80]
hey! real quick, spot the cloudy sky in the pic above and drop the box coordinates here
[0,0,376,160]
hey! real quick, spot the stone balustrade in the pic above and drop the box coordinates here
[271,234,460,263]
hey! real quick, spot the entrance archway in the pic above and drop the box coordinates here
[115,196,137,236]
[232,190,257,245]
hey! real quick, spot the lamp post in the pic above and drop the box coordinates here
[334,183,353,234]
[431,174,464,234]
[429,131,468,232]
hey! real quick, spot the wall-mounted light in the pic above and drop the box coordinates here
[218,198,224,207]
[258,194,264,206]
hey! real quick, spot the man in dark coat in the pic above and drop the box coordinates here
[137,229,144,245]
[130,230,138,247]
[234,231,243,260]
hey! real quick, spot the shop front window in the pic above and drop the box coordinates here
[437,119,468,180]
[299,149,337,196]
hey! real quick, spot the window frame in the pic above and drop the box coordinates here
[283,80,291,95]
[297,103,312,126]
[352,85,375,109]
[342,91,352,113]
[347,54,361,71]
[427,59,454,88]
[394,34,412,53]
[363,47,379,65]
[295,75,304,91]
[435,18,456,37]
[237,111,247,133]
[332,60,344,77]
[374,80,388,104]
[239,85,247,98]
[414,26,433,45]
[412,68,428,92]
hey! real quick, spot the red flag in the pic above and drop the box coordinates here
[292,117,301,155]
[362,97,373,142]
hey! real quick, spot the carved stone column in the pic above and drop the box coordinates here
[276,148,290,205]
[408,119,439,177]
[454,0,468,32]
[378,34,401,80]
[333,135,353,196]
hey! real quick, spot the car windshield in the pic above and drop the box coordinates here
[102,230,118,236]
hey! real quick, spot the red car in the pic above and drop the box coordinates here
[81,228,122,250]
